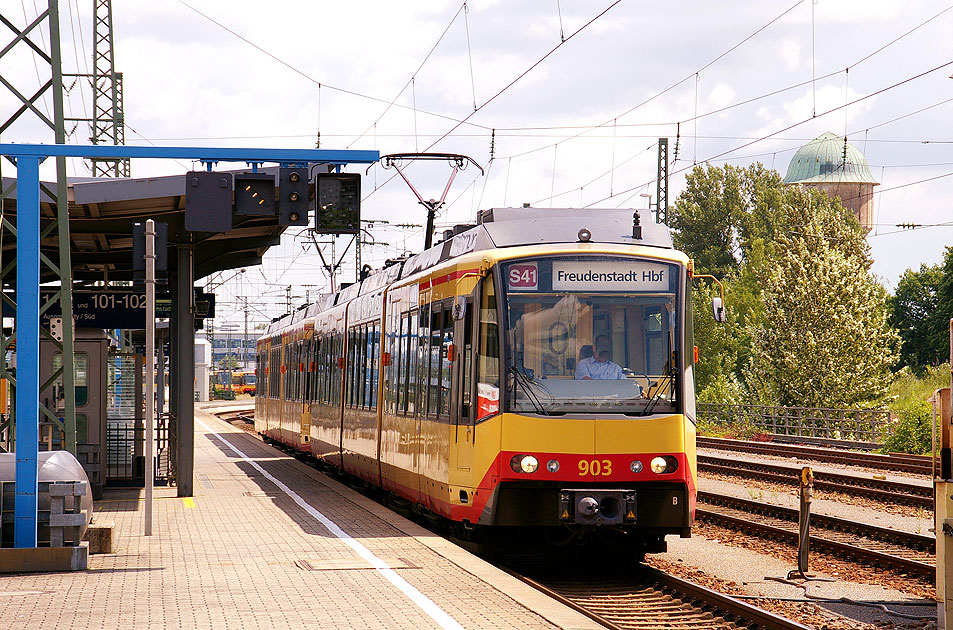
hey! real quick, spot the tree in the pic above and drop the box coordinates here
[745,187,899,408]
[671,163,785,277]
[889,259,946,373]
[676,163,782,397]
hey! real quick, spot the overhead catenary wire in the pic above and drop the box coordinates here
[359,1,622,207]
[174,0,491,134]
[346,2,468,148]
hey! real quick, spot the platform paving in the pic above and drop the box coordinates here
[1,405,599,630]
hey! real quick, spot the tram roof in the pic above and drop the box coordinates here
[1,167,292,285]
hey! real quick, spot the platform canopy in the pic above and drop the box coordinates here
[1,166,305,285]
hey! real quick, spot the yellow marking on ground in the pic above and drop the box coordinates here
[182,497,196,508]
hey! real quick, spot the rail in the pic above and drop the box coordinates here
[696,491,935,580]
[507,566,813,630]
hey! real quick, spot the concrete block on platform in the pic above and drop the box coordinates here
[84,521,115,554]
[0,542,88,573]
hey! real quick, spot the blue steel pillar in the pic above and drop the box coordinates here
[14,155,42,548]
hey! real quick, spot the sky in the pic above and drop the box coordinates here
[3,0,953,331]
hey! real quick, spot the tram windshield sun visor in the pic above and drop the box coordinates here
[502,256,679,415]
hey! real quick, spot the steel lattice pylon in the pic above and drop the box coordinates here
[91,0,128,177]
[0,1,78,457]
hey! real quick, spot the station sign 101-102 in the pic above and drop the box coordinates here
[4,290,216,330]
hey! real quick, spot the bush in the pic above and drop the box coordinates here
[698,372,746,405]
[696,374,760,438]
[881,401,935,455]
[889,363,949,409]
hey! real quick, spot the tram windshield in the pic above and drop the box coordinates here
[501,256,680,415]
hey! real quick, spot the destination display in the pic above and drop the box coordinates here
[551,260,669,292]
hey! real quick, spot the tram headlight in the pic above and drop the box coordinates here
[630,459,643,473]
[510,454,539,473]
[547,459,560,473]
[520,455,539,473]
[650,456,678,474]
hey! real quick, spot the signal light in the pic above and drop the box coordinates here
[316,172,361,234]
[235,173,275,216]
[279,167,308,226]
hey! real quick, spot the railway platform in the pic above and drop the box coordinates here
[1,403,599,630]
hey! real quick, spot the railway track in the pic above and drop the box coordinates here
[697,454,934,509]
[696,491,935,580]
[698,436,934,476]
[509,566,812,630]
[219,408,811,629]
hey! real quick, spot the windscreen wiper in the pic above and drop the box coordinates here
[642,370,675,416]
[509,366,548,415]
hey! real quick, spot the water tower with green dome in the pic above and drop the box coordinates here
[782,132,879,234]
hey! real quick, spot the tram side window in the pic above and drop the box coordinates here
[311,338,320,403]
[461,300,473,420]
[306,338,314,402]
[257,351,265,398]
[396,313,406,413]
[283,343,293,400]
[390,313,401,413]
[299,340,308,402]
[290,342,298,401]
[268,347,277,398]
[439,308,453,418]
[384,314,396,413]
[327,334,336,403]
[356,328,364,407]
[294,341,301,400]
[346,329,356,407]
[359,326,368,408]
[316,336,326,403]
[416,305,429,415]
[476,273,500,420]
[363,325,372,408]
[370,323,380,409]
[428,307,442,415]
[402,310,418,415]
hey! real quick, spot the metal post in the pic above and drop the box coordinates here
[175,243,194,497]
[937,321,953,629]
[144,219,155,535]
[49,0,77,455]
[796,466,813,576]
[14,156,42,548]
[656,137,669,224]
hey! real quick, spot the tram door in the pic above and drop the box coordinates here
[450,295,475,502]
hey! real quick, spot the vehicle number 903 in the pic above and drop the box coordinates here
[578,459,612,476]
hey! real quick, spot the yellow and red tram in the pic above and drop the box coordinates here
[255,207,702,556]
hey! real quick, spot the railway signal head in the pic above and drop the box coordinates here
[316,173,361,234]
[279,167,309,226]
[235,172,276,216]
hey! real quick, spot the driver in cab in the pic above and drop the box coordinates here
[575,348,626,380]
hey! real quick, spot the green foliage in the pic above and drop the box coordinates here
[882,401,935,455]
[697,372,746,405]
[889,250,953,374]
[888,363,949,409]
[673,163,899,409]
[746,187,899,408]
